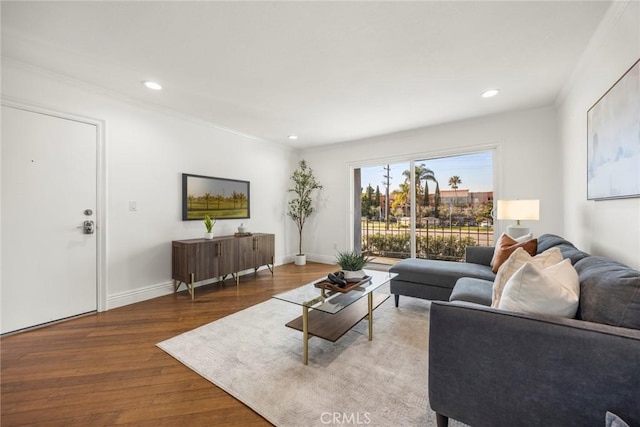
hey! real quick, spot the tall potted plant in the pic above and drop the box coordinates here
[287,159,322,266]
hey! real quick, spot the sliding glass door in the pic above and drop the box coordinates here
[355,151,494,264]
[356,162,411,264]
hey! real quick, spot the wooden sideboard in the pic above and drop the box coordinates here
[172,233,275,299]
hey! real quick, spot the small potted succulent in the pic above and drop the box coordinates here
[335,250,371,281]
[203,215,216,239]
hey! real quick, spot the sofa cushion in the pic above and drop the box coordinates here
[575,256,640,329]
[389,258,496,289]
[491,247,564,308]
[450,278,493,306]
[498,259,580,318]
[536,234,590,264]
[465,245,495,266]
[536,234,574,252]
[556,245,590,265]
[490,233,538,273]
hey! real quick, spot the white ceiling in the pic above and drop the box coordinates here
[1,1,611,148]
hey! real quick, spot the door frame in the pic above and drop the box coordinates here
[2,98,107,312]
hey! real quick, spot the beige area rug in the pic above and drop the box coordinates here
[158,287,461,427]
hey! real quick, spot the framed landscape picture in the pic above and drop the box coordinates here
[587,59,640,200]
[182,173,250,220]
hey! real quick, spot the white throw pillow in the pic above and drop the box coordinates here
[498,259,580,318]
[491,247,563,308]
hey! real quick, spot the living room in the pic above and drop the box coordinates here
[1,1,639,426]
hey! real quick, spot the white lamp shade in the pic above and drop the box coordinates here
[497,200,540,221]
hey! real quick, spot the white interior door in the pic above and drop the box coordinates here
[1,105,98,334]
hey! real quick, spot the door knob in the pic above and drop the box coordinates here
[80,220,95,234]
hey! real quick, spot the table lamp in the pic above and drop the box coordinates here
[497,200,539,239]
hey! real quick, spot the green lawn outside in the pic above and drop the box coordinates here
[187,200,249,219]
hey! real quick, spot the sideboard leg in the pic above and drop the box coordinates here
[189,273,195,300]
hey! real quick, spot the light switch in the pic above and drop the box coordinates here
[129,201,137,211]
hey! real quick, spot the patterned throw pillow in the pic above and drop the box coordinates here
[490,233,538,273]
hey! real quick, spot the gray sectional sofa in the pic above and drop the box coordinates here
[391,234,640,426]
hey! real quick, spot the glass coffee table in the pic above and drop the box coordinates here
[273,269,397,365]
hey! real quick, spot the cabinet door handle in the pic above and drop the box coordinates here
[253,237,257,250]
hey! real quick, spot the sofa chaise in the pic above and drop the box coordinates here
[389,245,496,306]
[389,234,591,306]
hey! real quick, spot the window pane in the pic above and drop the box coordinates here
[414,152,494,260]
[357,151,494,264]
[359,162,411,264]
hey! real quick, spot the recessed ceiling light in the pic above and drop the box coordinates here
[288,135,299,140]
[142,81,162,90]
[481,89,500,98]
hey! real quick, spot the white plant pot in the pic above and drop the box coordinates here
[342,269,366,281]
[294,254,306,266]
[204,232,214,240]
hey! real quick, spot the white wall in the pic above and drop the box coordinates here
[301,106,561,263]
[557,0,640,269]
[4,0,636,314]
[1,60,298,309]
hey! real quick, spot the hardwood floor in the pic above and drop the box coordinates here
[1,262,337,426]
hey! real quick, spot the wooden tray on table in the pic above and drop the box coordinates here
[314,275,372,294]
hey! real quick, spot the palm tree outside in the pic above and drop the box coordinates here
[448,175,462,205]
[402,164,440,218]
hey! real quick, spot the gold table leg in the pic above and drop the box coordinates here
[368,292,373,341]
[303,306,309,365]
[175,275,196,300]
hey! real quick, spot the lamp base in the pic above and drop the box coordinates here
[506,225,530,239]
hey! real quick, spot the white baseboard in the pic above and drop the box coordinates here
[107,280,176,310]
[106,263,285,310]
[306,253,337,265]
[280,254,295,264]
[280,253,336,266]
